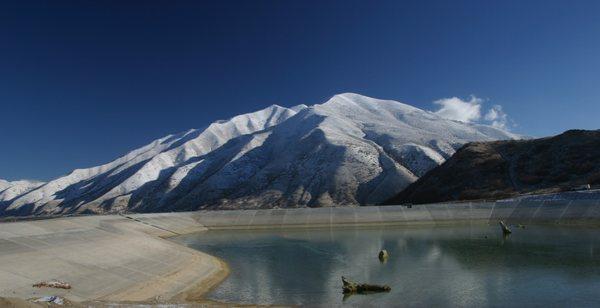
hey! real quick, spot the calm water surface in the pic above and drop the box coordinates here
[174,225,600,307]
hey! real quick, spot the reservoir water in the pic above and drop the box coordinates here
[174,225,600,307]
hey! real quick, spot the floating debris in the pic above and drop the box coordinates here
[378,249,389,262]
[33,280,71,289]
[499,220,512,235]
[342,276,391,294]
[33,296,64,305]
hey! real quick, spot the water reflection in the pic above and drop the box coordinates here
[174,225,600,307]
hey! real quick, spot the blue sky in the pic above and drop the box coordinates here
[1,0,600,181]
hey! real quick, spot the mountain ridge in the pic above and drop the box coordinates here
[386,129,600,204]
[1,93,518,216]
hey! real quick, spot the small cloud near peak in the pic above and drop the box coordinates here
[484,105,509,129]
[433,96,482,123]
[432,95,514,130]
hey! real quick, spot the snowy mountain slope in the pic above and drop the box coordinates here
[0,180,9,192]
[2,104,302,215]
[1,93,518,216]
[0,180,45,203]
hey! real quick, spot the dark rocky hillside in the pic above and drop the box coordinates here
[386,130,600,204]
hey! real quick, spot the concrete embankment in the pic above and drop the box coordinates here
[192,199,600,229]
[1,198,599,304]
[0,213,224,304]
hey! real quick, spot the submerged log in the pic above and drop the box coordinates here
[499,220,512,235]
[342,276,391,294]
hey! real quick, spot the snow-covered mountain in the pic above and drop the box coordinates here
[0,180,45,204]
[1,93,519,216]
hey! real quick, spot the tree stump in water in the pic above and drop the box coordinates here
[378,249,389,262]
[342,276,391,294]
[499,220,512,235]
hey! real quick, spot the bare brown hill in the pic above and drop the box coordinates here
[385,130,600,204]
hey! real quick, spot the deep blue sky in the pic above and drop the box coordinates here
[2,0,600,181]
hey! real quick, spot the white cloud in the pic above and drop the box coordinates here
[433,96,482,123]
[484,105,509,129]
[432,96,514,131]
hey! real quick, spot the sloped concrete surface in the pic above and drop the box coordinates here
[191,201,600,229]
[0,214,222,304]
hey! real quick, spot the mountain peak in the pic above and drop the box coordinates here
[265,104,286,110]
[290,104,309,112]
[314,93,425,121]
[326,92,381,105]
[333,92,372,99]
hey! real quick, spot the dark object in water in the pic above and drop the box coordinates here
[378,249,389,262]
[342,276,391,294]
[499,220,512,235]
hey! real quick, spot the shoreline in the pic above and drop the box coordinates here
[2,200,600,306]
[162,232,232,306]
